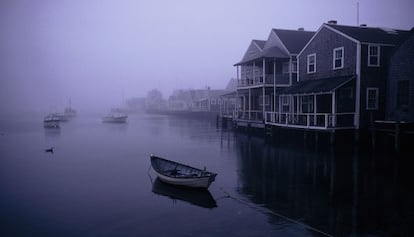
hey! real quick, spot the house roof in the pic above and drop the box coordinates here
[235,29,315,66]
[280,76,354,95]
[272,29,315,54]
[235,40,266,65]
[253,39,266,49]
[327,24,410,45]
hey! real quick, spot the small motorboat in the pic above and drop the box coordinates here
[150,155,217,189]
[102,108,127,123]
[43,114,60,128]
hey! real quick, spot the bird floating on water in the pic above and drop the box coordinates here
[45,147,54,154]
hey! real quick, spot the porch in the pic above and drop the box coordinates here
[265,76,357,131]
[265,112,355,130]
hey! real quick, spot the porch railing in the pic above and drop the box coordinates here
[235,110,263,121]
[265,112,355,129]
[237,74,290,87]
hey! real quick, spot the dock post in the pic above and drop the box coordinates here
[330,131,335,145]
[395,121,400,152]
[354,130,360,144]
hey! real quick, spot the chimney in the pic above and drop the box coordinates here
[298,27,305,31]
[327,20,337,25]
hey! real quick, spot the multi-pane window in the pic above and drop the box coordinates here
[307,54,316,73]
[281,95,290,112]
[368,45,380,66]
[366,88,379,110]
[397,80,410,107]
[301,95,314,113]
[333,47,344,69]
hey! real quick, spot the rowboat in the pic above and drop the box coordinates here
[152,178,217,208]
[150,155,217,189]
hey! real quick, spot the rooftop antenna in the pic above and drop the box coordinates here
[356,1,360,26]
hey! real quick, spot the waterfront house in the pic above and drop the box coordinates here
[386,30,414,122]
[234,28,315,128]
[168,88,230,114]
[265,21,410,131]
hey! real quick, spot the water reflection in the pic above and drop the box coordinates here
[232,132,414,236]
[44,127,61,137]
[151,178,217,209]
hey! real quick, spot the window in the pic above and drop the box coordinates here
[397,80,410,108]
[281,95,290,112]
[333,47,344,69]
[368,45,380,66]
[307,54,316,73]
[301,95,314,113]
[282,62,289,74]
[366,88,379,110]
[291,61,298,73]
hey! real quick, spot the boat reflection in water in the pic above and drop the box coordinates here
[152,178,217,209]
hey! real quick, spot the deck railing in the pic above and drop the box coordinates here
[237,74,290,87]
[265,112,355,129]
[235,110,263,121]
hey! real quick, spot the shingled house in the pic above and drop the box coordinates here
[386,31,414,122]
[265,21,410,131]
[234,28,314,128]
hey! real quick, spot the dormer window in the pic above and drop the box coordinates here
[307,54,316,73]
[368,45,380,66]
[333,47,344,69]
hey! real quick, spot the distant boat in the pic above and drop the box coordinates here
[43,114,60,128]
[150,155,217,189]
[54,113,70,122]
[152,178,217,208]
[64,98,77,118]
[102,109,128,123]
[64,107,76,118]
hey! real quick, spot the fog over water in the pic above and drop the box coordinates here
[1,0,413,115]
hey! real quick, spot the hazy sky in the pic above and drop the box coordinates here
[1,0,413,114]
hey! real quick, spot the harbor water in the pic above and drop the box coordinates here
[0,113,413,236]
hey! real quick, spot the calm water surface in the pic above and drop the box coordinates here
[0,113,413,237]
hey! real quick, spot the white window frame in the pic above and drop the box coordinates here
[368,45,380,67]
[366,87,379,110]
[281,95,290,112]
[333,47,344,70]
[307,53,316,73]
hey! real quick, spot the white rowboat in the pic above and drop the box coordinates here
[150,155,217,189]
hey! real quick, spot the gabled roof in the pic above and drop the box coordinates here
[272,29,315,54]
[253,40,266,49]
[235,40,266,65]
[280,76,354,95]
[326,24,410,45]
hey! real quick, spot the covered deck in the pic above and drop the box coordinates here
[265,76,356,130]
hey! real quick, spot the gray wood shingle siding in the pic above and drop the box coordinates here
[298,27,357,81]
[387,32,414,121]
